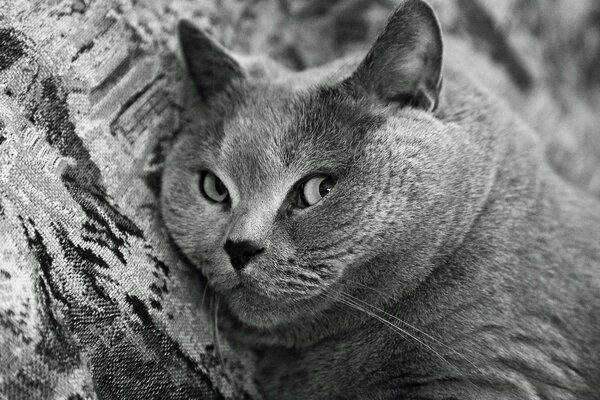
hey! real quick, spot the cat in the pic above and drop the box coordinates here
[160,0,600,398]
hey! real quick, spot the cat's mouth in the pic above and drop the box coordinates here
[188,251,341,328]
[220,283,334,329]
[200,268,336,329]
[167,234,330,327]
[202,257,334,302]
[217,273,326,303]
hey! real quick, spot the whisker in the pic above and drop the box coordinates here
[325,290,483,393]
[339,287,481,372]
[344,278,389,293]
[200,281,209,310]
[327,290,449,362]
[322,291,412,342]
[326,289,483,393]
[212,294,225,367]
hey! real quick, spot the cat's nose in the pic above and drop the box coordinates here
[224,240,264,271]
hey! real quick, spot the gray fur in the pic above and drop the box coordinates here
[162,0,600,398]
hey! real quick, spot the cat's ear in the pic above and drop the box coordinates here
[345,0,443,111]
[178,20,245,101]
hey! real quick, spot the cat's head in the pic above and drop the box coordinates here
[161,0,486,330]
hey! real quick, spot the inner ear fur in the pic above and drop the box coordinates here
[345,0,443,112]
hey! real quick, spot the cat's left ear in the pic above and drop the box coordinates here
[345,0,443,112]
[178,20,245,102]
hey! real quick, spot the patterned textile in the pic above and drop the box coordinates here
[0,1,259,398]
[1,0,599,399]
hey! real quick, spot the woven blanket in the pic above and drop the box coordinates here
[1,0,599,399]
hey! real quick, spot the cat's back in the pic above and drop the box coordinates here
[443,37,600,393]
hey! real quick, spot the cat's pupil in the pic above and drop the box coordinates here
[319,177,335,197]
[215,179,226,195]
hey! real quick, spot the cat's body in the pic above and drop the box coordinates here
[161,1,600,398]
[238,69,600,400]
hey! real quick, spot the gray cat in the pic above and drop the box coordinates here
[160,0,600,398]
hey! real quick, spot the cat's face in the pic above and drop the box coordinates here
[162,0,462,329]
[162,83,446,327]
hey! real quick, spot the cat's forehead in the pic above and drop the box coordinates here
[216,84,386,189]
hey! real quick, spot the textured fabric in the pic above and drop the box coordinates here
[0,1,258,398]
[1,0,599,399]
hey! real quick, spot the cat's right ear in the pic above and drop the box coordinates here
[178,20,245,102]
[344,0,443,112]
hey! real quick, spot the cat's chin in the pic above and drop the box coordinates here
[219,285,326,330]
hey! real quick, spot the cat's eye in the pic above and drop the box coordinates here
[199,171,229,203]
[298,175,337,208]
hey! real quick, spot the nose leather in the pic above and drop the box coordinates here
[224,240,264,271]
